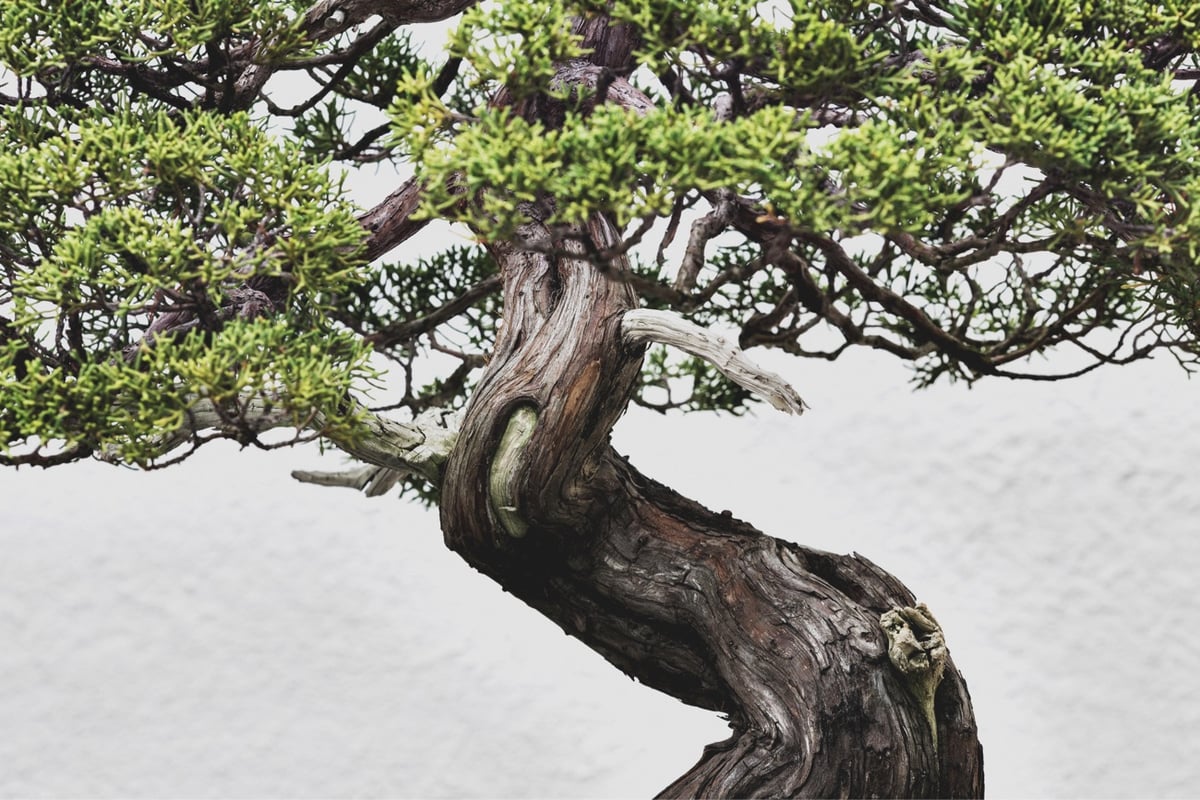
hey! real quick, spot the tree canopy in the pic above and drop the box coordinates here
[3,0,1199,472]
[18,2,1200,794]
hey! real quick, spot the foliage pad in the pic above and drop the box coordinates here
[3,0,1200,462]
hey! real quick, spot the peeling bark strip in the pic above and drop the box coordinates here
[431,14,983,800]
[488,405,539,538]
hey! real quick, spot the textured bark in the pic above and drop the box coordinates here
[433,15,984,799]
[436,210,983,797]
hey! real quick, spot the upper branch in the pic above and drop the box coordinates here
[232,0,478,108]
[358,178,428,262]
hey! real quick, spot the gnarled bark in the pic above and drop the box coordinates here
[429,15,984,798]
[434,208,982,796]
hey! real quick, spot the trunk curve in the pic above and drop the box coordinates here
[436,213,982,796]
[436,15,983,798]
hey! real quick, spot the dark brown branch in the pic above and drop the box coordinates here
[365,274,502,349]
[79,57,195,109]
[756,231,928,363]
[0,444,93,468]
[358,177,427,262]
[228,0,478,110]
[331,121,393,161]
[270,19,397,114]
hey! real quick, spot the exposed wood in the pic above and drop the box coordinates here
[436,210,983,797]
[111,394,459,482]
[622,308,807,415]
[291,463,405,496]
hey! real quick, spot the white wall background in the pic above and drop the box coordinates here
[3,348,1199,798]
[9,5,1200,796]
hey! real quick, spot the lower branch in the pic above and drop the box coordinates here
[101,392,459,483]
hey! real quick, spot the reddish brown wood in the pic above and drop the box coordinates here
[434,15,983,799]
[434,213,982,797]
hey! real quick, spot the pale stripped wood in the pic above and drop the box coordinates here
[622,308,806,415]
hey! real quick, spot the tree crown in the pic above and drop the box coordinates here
[3,0,1199,471]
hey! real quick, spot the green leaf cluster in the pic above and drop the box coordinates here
[947,0,1200,49]
[600,0,879,101]
[447,0,588,99]
[1,318,372,465]
[407,103,815,235]
[4,106,364,322]
[0,0,307,74]
[1,106,373,463]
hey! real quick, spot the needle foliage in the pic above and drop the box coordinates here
[4,0,1200,466]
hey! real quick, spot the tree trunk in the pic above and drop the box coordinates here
[435,214,982,797]
[436,18,983,798]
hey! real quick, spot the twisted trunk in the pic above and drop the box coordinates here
[435,17,983,798]
[435,215,981,797]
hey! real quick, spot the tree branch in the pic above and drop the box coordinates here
[101,394,459,483]
[290,406,462,495]
[365,274,502,349]
[230,0,478,110]
[622,308,806,414]
[358,177,428,262]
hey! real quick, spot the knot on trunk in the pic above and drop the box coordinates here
[881,603,948,748]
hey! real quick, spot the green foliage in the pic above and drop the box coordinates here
[3,106,365,317]
[0,0,307,74]
[448,1,588,98]
[408,0,1198,246]
[946,0,1200,48]
[326,243,499,415]
[405,103,817,235]
[600,0,880,101]
[395,0,1200,387]
[5,0,1200,472]
[0,105,373,464]
[1,319,372,465]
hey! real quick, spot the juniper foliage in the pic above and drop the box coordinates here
[3,0,1199,468]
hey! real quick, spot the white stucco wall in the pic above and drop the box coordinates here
[3,349,1199,798]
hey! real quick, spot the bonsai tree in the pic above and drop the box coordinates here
[4,0,1198,795]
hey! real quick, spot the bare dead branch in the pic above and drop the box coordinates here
[623,308,806,414]
[674,193,736,293]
